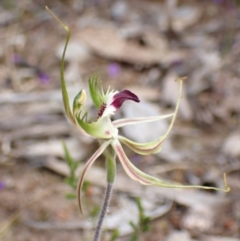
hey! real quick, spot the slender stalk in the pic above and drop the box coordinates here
[93,182,114,241]
[93,150,116,241]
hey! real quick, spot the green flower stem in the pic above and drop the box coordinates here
[93,149,116,241]
[106,154,116,183]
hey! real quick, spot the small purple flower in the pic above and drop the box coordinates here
[12,54,22,64]
[38,72,50,85]
[0,181,5,190]
[107,63,121,77]
[213,0,223,3]
[12,54,50,84]
[213,0,235,10]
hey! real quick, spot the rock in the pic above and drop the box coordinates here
[121,100,169,143]
[166,231,192,241]
[222,133,240,157]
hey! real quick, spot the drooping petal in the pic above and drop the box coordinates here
[117,78,184,155]
[117,135,164,155]
[77,140,112,214]
[112,113,174,128]
[111,139,152,185]
[111,90,140,109]
[88,75,105,108]
[111,139,230,192]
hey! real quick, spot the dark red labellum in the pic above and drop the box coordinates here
[111,90,140,109]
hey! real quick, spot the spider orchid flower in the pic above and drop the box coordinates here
[45,4,229,223]
[63,75,188,211]
[48,9,229,215]
[59,76,229,213]
[63,76,180,209]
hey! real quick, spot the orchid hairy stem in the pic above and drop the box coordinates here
[93,150,116,241]
[93,182,114,241]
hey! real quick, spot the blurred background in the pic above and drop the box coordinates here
[0,0,240,240]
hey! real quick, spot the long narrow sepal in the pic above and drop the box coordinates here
[77,140,112,214]
[46,7,75,124]
[111,139,230,192]
[117,78,184,155]
[112,113,174,128]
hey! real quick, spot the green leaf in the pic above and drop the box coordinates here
[82,180,90,193]
[108,229,119,241]
[65,193,77,199]
[129,221,137,230]
[130,231,138,241]
[63,142,79,177]
[90,205,100,218]
[64,177,76,188]
[63,142,74,167]
[63,143,80,189]
[136,198,144,220]
[142,217,151,232]
[64,177,72,185]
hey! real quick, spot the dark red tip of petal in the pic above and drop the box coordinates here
[111,90,140,109]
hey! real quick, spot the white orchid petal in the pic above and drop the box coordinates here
[101,105,116,119]
[112,113,174,128]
